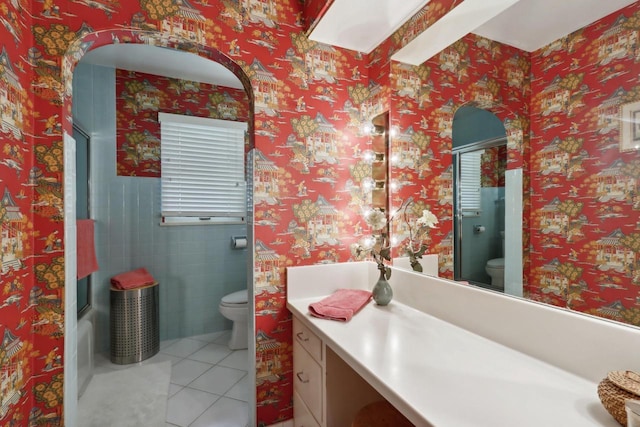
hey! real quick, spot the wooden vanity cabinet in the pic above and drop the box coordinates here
[293,318,324,427]
[292,316,386,427]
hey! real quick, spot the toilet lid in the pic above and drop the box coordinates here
[221,289,248,305]
[487,258,505,268]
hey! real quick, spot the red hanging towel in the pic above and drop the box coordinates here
[77,219,99,280]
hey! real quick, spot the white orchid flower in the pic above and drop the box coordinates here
[416,209,438,228]
[350,243,365,259]
[366,208,387,231]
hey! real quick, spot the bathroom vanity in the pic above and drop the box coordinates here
[287,262,640,427]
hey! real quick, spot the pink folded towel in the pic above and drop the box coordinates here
[110,268,156,290]
[308,289,372,322]
[77,219,99,279]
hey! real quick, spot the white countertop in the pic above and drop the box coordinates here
[287,264,621,427]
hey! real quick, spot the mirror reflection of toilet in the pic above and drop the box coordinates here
[219,289,248,350]
[485,231,505,290]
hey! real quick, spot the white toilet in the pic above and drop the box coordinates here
[485,258,505,289]
[219,289,249,350]
[485,231,505,290]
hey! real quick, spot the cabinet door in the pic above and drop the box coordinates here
[293,318,322,363]
[294,391,321,427]
[293,340,323,424]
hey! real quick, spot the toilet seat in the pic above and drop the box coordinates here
[486,258,504,269]
[221,290,248,306]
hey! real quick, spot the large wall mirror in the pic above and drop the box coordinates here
[387,1,640,329]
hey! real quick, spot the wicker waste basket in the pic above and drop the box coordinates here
[110,282,159,365]
[598,370,640,426]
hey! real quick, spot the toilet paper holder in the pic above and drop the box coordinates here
[231,236,248,249]
[473,225,485,234]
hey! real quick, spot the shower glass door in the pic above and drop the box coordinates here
[74,125,91,317]
[453,137,507,288]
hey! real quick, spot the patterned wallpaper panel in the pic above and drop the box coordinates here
[115,69,249,177]
[529,5,640,324]
[481,145,507,188]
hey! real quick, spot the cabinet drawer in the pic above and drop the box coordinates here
[293,340,323,423]
[293,318,322,363]
[293,390,321,427]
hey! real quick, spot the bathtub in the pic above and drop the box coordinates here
[77,315,94,397]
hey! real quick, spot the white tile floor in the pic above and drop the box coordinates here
[92,330,249,427]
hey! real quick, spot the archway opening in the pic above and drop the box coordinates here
[62,32,256,426]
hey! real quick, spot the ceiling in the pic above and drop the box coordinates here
[307,0,429,54]
[81,44,243,89]
[390,0,637,65]
[81,0,637,82]
[473,0,638,52]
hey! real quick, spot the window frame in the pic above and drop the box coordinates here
[459,149,483,217]
[158,112,248,226]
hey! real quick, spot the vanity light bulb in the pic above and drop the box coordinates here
[363,151,374,162]
[390,154,399,165]
[362,123,373,135]
[390,181,398,190]
[390,236,398,245]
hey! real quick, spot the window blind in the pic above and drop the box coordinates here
[159,113,247,221]
[460,150,483,215]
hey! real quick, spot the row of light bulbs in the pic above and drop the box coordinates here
[361,177,398,191]
[361,122,400,137]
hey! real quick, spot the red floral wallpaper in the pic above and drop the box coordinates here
[115,69,249,177]
[0,0,638,425]
[529,5,640,324]
[481,145,507,188]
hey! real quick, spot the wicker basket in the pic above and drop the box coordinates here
[598,371,640,426]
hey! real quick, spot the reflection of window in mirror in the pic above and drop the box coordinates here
[460,150,482,217]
